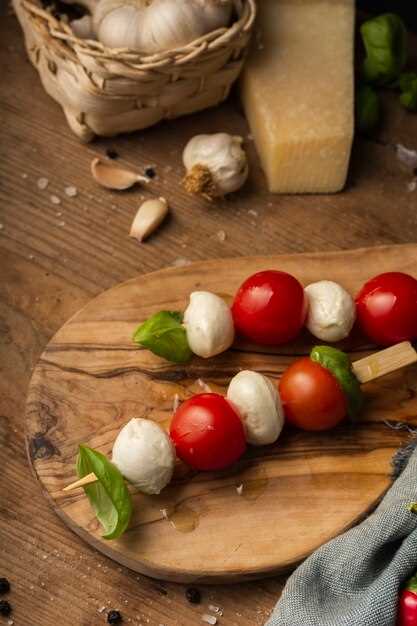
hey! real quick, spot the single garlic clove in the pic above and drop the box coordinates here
[91,157,149,190]
[129,197,169,242]
[227,370,284,446]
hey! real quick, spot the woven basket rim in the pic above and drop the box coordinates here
[21,0,256,65]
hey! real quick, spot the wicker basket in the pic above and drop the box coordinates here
[13,0,256,142]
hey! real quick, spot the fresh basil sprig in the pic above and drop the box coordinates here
[133,311,192,364]
[361,13,407,86]
[77,445,133,540]
[356,84,381,133]
[310,346,364,419]
[399,72,417,112]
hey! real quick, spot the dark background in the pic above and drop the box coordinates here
[359,1,417,31]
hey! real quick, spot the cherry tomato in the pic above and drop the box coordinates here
[232,270,307,345]
[279,357,347,431]
[170,393,246,471]
[356,272,417,346]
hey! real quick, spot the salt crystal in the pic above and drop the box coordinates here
[408,179,417,192]
[172,257,191,268]
[197,378,211,392]
[0,224,4,230]
[7,620,14,625]
[208,605,221,613]
[396,144,417,170]
[58,221,66,227]
[236,484,244,496]
[37,177,49,190]
[216,230,226,242]
[247,133,254,141]
[65,185,78,197]
[202,615,217,625]
[248,209,258,217]
[21,173,28,179]
[42,554,48,559]
[50,195,61,205]
[161,508,169,519]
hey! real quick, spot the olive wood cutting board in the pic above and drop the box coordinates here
[25,244,417,583]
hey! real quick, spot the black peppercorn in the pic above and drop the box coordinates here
[106,149,119,160]
[185,587,201,604]
[144,167,156,179]
[0,600,12,617]
[0,578,10,595]
[107,609,122,624]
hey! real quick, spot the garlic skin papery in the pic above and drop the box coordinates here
[70,15,96,40]
[183,133,248,199]
[227,371,284,446]
[93,0,233,53]
[183,291,234,358]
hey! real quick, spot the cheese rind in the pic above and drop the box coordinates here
[241,0,355,194]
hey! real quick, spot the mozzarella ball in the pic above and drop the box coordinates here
[227,370,284,446]
[112,418,175,494]
[305,280,356,342]
[183,291,234,358]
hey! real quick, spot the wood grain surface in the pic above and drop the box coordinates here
[26,246,417,583]
[1,2,417,624]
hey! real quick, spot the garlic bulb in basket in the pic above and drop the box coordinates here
[183,133,248,199]
[93,0,233,53]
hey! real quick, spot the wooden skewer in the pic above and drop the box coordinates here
[63,342,417,493]
[351,341,417,384]
[63,472,97,492]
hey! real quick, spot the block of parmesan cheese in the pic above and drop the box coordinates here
[241,0,355,194]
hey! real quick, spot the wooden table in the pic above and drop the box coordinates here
[1,4,417,625]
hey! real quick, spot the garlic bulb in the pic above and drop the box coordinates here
[93,0,233,53]
[70,15,96,40]
[183,291,234,358]
[227,371,284,446]
[183,133,248,199]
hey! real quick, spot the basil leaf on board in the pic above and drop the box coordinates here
[77,445,133,540]
[132,311,192,364]
[356,84,381,133]
[310,346,364,419]
[361,13,407,85]
[399,72,417,111]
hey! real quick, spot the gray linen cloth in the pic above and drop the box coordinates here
[266,446,417,626]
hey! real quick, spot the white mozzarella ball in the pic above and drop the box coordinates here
[304,280,356,342]
[112,418,175,494]
[183,291,234,358]
[227,370,284,446]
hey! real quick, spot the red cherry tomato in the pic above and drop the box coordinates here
[356,272,417,346]
[397,588,417,626]
[232,270,307,345]
[279,357,347,431]
[170,393,246,471]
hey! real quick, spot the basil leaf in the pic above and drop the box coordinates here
[310,346,364,419]
[132,311,192,364]
[399,72,417,112]
[361,13,407,85]
[77,445,133,540]
[356,84,381,133]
